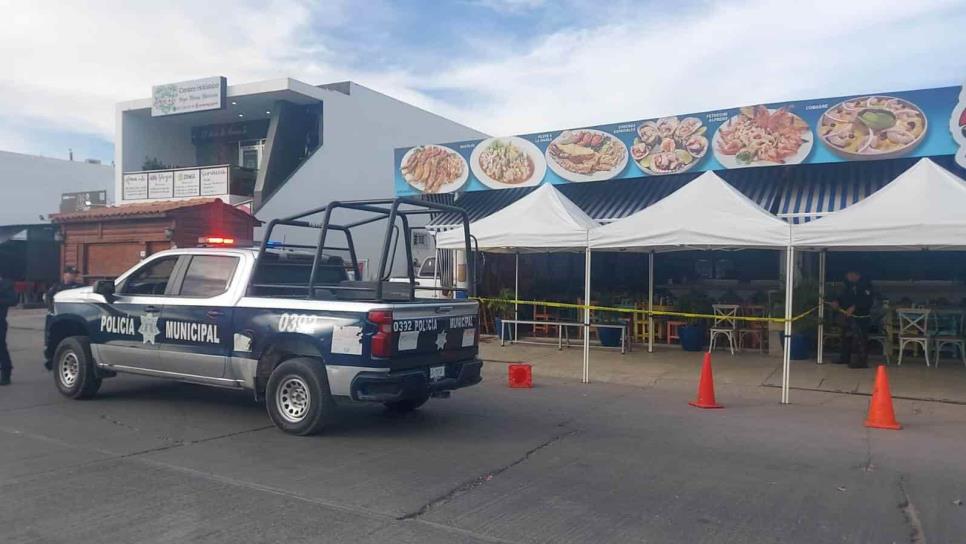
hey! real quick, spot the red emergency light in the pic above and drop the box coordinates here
[198,236,236,246]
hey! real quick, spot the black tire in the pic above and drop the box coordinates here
[53,336,101,399]
[384,393,430,414]
[265,357,334,436]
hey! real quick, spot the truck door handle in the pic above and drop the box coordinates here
[144,305,160,313]
[207,309,224,319]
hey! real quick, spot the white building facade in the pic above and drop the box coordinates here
[115,77,486,276]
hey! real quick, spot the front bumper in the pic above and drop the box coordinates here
[350,359,483,402]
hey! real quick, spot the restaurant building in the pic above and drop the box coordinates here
[397,84,966,362]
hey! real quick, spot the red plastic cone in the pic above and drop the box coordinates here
[865,365,901,430]
[689,353,723,409]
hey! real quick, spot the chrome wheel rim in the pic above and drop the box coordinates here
[60,351,80,387]
[276,376,311,423]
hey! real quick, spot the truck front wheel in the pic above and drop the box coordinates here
[266,357,334,436]
[53,336,101,399]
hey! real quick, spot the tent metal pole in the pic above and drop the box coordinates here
[648,251,654,353]
[514,253,519,342]
[817,250,826,364]
[583,248,591,384]
[782,246,795,404]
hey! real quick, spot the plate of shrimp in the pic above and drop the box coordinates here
[400,145,469,194]
[712,105,813,168]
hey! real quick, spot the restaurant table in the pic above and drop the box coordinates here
[498,318,629,354]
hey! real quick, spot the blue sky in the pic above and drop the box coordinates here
[1,0,965,164]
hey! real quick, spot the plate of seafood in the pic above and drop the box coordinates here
[546,129,628,182]
[470,136,546,189]
[400,145,469,194]
[631,116,709,175]
[712,105,813,168]
[818,96,927,159]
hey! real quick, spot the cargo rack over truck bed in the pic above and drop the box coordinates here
[248,198,475,302]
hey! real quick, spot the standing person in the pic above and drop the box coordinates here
[0,269,17,385]
[45,266,84,311]
[830,269,875,369]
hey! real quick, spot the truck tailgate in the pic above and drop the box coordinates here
[389,302,479,368]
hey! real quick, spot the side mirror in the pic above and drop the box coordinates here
[93,280,116,303]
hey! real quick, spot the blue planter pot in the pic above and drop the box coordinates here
[679,325,706,351]
[782,333,814,360]
[598,327,623,347]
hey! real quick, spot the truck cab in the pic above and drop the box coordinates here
[45,198,481,435]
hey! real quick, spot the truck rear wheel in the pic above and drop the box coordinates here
[384,393,430,413]
[53,336,101,399]
[266,357,334,436]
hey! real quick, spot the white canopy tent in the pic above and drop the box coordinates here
[793,158,966,369]
[590,171,795,401]
[435,183,597,252]
[436,184,599,382]
[794,159,966,250]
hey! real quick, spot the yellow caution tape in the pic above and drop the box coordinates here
[473,297,818,324]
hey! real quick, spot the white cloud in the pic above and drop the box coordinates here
[421,0,966,135]
[0,0,963,153]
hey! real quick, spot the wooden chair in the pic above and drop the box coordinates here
[708,304,739,355]
[631,302,648,343]
[532,304,555,337]
[738,305,767,352]
[479,303,493,335]
[896,308,931,367]
[666,320,686,344]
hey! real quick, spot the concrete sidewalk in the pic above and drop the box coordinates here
[480,336,966,404]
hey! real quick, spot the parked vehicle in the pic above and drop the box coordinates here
[390,256,446,299]
[44,199,481,435]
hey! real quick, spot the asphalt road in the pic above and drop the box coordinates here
[2,310,965,543]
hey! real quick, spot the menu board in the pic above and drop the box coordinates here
[122,166,232,201]
[122,173,148,200]
[200,167,229,196]
[394,85,963,195]
[173,169,200,197]
[148,171,174,198]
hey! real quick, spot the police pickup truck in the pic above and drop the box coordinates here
[44,199,481,435]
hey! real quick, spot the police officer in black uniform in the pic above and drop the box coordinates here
[0,268,17,385]
[45,266,84,311]
[831,269,875,368]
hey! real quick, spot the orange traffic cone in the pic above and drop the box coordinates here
[689,353,723,409]
[865,365,901,430]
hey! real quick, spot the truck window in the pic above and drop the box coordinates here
[179,256,239,297]
[251,252,349,297]
[118,257,179,296]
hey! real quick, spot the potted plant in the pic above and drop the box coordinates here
[490,288,515,340]
[675,290,712,351]
[771,279,820,360]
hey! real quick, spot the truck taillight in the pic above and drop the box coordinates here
[368,310,393,357]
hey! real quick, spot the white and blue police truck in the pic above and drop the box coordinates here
[44,199,482,435]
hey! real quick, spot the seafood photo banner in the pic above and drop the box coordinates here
[394,85,963,196]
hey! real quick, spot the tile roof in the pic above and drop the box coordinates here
[50,198,229,223]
